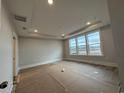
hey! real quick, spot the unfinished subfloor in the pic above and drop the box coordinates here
[16,61,119,93]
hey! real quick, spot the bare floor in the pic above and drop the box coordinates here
[16,61,119,93]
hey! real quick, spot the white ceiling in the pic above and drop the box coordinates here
[7,0,110,39]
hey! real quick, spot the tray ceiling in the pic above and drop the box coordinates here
[6,0,110,39]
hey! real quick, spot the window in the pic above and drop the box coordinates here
[69,30,103,56]
[77,35,87,55]
[69,38,77,55]
[87,31,102,56]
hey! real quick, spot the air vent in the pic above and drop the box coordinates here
[14,15,27,22]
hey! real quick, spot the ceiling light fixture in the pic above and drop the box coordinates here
[94,71,99,74]
[87,22,91,25]
[34,29,38,32]
[48,0,54,5]
[61,34,65,37]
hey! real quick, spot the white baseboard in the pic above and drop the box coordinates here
[8,83,13,93]
[19,59,62,70]
[64,58,118,67]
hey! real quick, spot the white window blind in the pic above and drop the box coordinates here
[77,36,87,55]
[87,31,102,56]
[69,30,103,56]
[69,38,77,55]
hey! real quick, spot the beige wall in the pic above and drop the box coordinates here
[0,0,18,93]
[108,0,124,91]
[64,25,118,67]
[19,37,63,69]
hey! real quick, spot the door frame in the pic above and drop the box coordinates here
[13,36,17,80]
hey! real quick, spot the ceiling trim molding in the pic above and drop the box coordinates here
[67,21,102,36]
[64,23,110,39]
[19,35,64,40]
[18,23,110,40]
[27,31,59,37]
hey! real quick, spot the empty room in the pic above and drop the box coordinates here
[0,0,124,93]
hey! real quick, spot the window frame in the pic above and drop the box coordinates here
[69,37,77,55]
[86,30,104,56]
[69,29,104,56]
[76,35,87,55]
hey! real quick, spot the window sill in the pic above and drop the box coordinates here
[70,54,104,57]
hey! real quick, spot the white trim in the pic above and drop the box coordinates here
[121,92,124,93]
[8,83,13,93]
[19,59,62,70]
[17,67,19,74]
[64,58,118,67]
[118,86,121,93]
[64,21,105,39]
[69,30,104,56]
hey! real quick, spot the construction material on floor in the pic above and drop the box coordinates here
[15,61,119,93]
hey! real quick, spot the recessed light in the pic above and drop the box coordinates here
[94,71,99,74]
[34,29,38,32]
[87,22,91,25]
[61,34,65,37]
[48,0,53,5]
